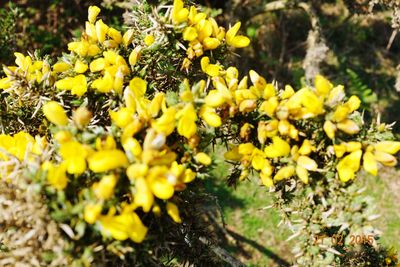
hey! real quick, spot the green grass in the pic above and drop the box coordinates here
[205,156,293,266]
[361,168,400,252]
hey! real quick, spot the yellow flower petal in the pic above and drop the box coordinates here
[314,75,333,97]
[43,101,68,126]
[84,203,102,224]
[172,0,189,24]
[260,173,274,187]
[88,5,101,24]
[297,156,318,171]
[374,151,397,167]
[150,177,174,199]
[226,22,250,48]
[166,202,182,223]
[195,152,212,166]
[337,119,360,135]
[323,120,336,139]
[264,136,291,158]
[144,34,155,46]
[203,37,220,50]
[134,177,154,212]
[183,26,198,41]
[374,141,400,154]
[108,28,122,43]
[53,62,70,73]
[110,108,133,128]
[88,149,128,173]
[274,165,295,181]
[129,77,147,97]
[93,174,118,200]
[74,59,88,73]
[90,58,106,72]
[363,151,378,176]
[336,150,362,182]
[296,165,309,184]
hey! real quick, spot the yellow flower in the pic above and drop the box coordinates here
[149,92,166,117]
[183,26,198,41]
[326,85,345,107]
[144,34,155,46]
[337,119,360,135]
[88,5,101,24]
[251,151,267,171]
[345,95,361,112]
[152,107,177,136]
[183,168,196,183]
[73,106,92,128]
[166,202,182,223]
[93,174,118,200]
[0,77,11,90]
[259,97,279,117]
[84,203,102,224]
[123,29,134,47]
[224,146,242,161]
[110,108,133,128]
[260,172,274,187]
[59,141,88,175]
[134,177,154,212]
[203,37,221,50]
[129,46,142,66]
[264,136,291,158]
[43,101,68,126]
[374,141,400,154]
[177,103,197,138]
[374,151,397,166]
[363,151,377,176]
[172,0,189,24]
[148,167,174,199]
[88,149,128,173]
[129,77,147,97]
[336,150,362,182]
[314,75,333,97]
[126,163,149,180]
[91,72,113,93]
[274,165,295,181]
[195,152,212,166]
[200,56,221,77]
[90,57,106,72]
[323,120,336,139]
[108,28,122,44]
[226,22,250,48]
[298,140,315,155]
[99,210,148,243]
[43,162,68,190]
[95,19,109,43]
[74,59,88,73]
[199,105,222,127]
[122,137,142,158]
[53,62,70,73]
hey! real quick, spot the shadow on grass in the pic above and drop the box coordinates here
[203,178,291,267]
[226,229,291,267]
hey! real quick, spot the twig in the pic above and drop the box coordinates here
[386,29,398,50]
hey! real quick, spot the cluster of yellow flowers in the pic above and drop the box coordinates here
[1,3,399,248]
[172,0,250,70]
[0,52,51,91]
[193,64,400,185]
[41,95,206,242]
[0,132,46,169]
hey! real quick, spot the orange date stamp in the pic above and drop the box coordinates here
[313,233,375,252]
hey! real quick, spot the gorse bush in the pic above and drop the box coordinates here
[0,1,399,266]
